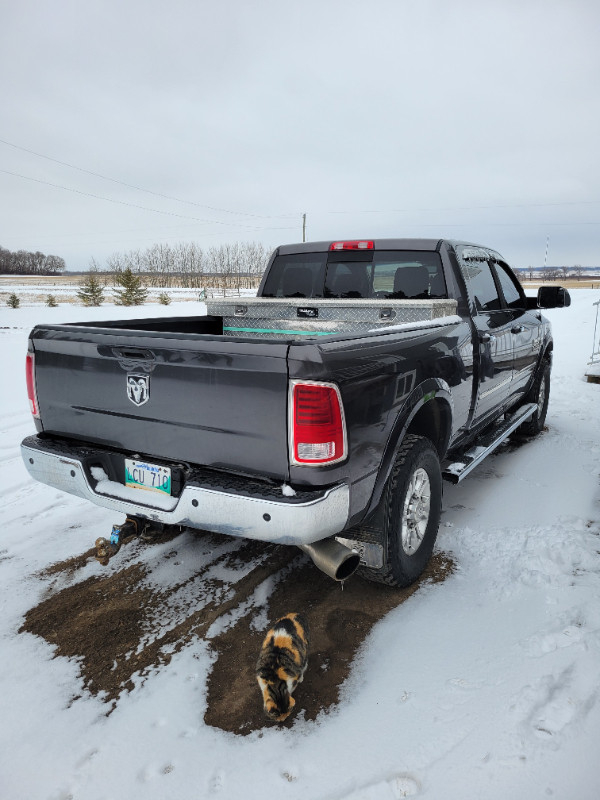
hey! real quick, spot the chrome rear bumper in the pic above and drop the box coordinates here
[20,435,349,546]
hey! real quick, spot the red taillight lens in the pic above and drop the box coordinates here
[26,352,40,419]
[290,381,346,465]
[330,240,374,251]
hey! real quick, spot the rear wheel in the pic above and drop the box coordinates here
[362,434,442,588]
[517,358,551,436]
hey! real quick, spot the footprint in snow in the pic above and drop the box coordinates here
[523,624,585,658]
[446,677,485,691]
[209,769,226,793]
[512,666,597,741]
[341,772,421,798]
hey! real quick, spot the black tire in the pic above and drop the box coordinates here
[517,358,551,436]
[361,434,442,588]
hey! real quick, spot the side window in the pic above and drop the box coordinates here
[493,261,525,310]
[460,259,502,312]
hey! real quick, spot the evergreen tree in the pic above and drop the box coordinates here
[77,273,105,306]
[158,292,171,305]
[6,292,20,308]
[113,268,148,306]
[46,294,58,307]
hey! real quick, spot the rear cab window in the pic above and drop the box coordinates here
[261,249,448,300]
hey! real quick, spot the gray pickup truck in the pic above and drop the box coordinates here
[21,238,570,586]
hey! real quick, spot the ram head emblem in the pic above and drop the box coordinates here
[127,374,150,406]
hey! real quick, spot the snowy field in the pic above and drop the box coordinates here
[0,282,228,306]
[1,293,600,800]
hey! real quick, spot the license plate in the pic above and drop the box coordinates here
[125,459,172,496]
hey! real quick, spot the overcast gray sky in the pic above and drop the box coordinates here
[1,0,599,270]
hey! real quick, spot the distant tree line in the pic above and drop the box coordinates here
[104,241,270,290]
[516,265,590,281]
[0,246,66,276]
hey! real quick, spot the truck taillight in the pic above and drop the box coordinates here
[290,381,347,465]
[330,240,374,251]
[26,352,40,419]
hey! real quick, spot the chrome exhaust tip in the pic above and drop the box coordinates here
[299,538,360,582]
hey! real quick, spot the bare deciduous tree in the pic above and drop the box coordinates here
[97,241,271,295]
[559,266,570,280]
[541,267,559,281]
[572,264,584,280]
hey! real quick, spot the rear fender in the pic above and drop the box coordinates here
[365,378,453,517]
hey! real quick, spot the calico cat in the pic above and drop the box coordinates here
[256,612,310,722]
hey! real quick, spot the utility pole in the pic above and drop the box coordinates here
[302,213,306,243]
[544,235,550,269]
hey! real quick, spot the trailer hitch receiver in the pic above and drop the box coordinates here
[94,518,140,565]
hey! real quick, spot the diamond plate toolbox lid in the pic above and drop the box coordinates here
[207,297,458,338]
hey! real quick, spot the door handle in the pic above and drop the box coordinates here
[511,325,526,334]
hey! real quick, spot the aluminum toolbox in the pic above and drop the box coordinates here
[207,297,458,338]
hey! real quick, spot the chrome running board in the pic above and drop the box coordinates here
[442,403,537,484]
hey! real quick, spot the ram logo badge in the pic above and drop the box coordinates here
[127,374,150,406]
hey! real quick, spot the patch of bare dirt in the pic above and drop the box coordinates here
[20,531,453,730]
[204,552,453,735]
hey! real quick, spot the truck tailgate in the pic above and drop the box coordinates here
[31,327,291,480]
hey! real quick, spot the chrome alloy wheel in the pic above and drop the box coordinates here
[401,468,431,555]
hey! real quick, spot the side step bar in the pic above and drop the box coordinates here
[442,403,537,484]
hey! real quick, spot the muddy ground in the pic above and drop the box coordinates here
[21,529,453,735]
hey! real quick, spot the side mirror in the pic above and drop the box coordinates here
[537,286,571,308]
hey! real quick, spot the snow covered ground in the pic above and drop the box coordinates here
[1,293,599,799]
[0,282,225,306]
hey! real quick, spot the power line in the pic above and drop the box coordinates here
[0,137,296,220]
[0,169,299,232]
